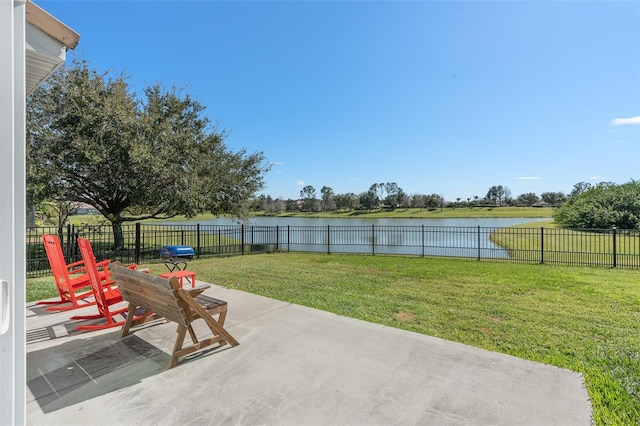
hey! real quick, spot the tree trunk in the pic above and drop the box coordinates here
[112,220,125,251]
[57,209,64,238]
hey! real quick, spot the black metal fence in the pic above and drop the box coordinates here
[26,223,640,277]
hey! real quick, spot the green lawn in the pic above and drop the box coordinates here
[189,253,639,425]
[27,253,640,424]
[491,221,640,267]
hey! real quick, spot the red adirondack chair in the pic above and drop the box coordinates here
[37,234,111,311]
[70,237,148,331]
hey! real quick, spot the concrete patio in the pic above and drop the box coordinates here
[27,282,592,425]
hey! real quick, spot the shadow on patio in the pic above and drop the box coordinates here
[28,332,167,413]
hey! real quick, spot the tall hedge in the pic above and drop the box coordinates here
[553,181,640,229]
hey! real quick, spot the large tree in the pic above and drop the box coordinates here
[320,186,335,212]
[359,190,378,210]
[299,185,317,211]
[486,185,511,207]
[334,192,358,211]
[540,191,567,206]
[383,182,405,208]
[27,60,269,249]
[553,181,640,229]
[515,192,539,207]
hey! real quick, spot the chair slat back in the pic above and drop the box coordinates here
[77,238,109,316]
[42,234,72,289]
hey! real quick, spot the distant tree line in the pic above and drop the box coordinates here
[257,182,444,213]
[256,182,572,214]
[260,179,640,230]
[480,185,567,208]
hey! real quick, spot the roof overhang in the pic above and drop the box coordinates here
[24,1,79,95]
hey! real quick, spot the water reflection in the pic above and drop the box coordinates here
[190,217,550,228]
[161,217,550,259]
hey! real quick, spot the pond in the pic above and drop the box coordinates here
[187,216,550,228]
[159,217,551,259]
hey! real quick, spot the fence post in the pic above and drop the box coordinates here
[71,224,78,262]
[327,225,331,254]
[64,223,72,263]
[372,224,375,255]
[241,224,245,255]
[287,225,290,252]
[422,225,425,258]
[276,225,279,252]
[196,223,201,258]
[540,227,544,264]
[612,226,617,268]
[135,223,141,264]
[477,226,481,261]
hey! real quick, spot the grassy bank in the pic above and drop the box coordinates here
[63,207,554,225]
[257,206,555,219]
[27,253,640,423]
[491,221,640,267]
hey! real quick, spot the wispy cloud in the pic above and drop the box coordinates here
[296,179,305,186]
[589,176,604,180]
[610,116,640,126]
[516,176,542,180]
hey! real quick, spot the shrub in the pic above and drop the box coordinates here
[554,181,640,229]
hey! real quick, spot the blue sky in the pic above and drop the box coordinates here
[39,0,639,201]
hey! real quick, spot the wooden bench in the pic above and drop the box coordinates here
[109,262,239,368]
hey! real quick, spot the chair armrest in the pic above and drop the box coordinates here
[95,260,111,275]
[67,262,88,275]
[127,264,151,273]
[66,259,85,269]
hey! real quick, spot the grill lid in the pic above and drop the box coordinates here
[159,245,195,258]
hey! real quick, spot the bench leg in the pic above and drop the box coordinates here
[171,325,189,368]
[121,303,137,337]
[214,308,228,346]
[217,309,227,327]
[187,325,198,344]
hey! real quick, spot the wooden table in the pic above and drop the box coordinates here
[159,270,196,288]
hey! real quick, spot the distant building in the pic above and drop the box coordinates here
[74,202,100,215]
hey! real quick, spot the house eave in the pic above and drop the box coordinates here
[25,1,79,50]
[24,1,79,95]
